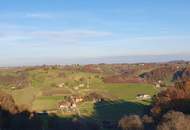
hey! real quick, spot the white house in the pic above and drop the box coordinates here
[136,94,151,100]
[58,83,65,88]
[79,84,85,87]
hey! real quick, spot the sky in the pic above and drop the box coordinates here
[0,0,190,66]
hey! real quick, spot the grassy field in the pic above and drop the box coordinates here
[32,96,64,111]
[78,83,157,121]
[0,67,158,121]
[102,83,156,101]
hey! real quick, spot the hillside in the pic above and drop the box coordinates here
[0,62,189,130]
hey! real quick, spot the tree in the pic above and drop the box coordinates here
[119,115,144,130]
[157,111,190,130]
[151,80,190,117]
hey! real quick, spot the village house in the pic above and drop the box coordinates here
[74,86,79,90]
[11,86,16,89]
[58,93,105,113]
[79,83,85,87]
[72,95,84,103]
[155,83,161,88]
[58,95,84,112]
[136,94,151,100]
[58,83,65,88]
[58,100,77,112]
[154,80,165,88]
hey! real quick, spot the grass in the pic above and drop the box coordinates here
[0,67,158,121]
[102,83,157,101]
[78,83,157,120]
[8,87,38,107]
[32,96,64,111]
[92,101,147,121]
[79,101,95,117]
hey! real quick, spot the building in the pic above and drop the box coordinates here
[59,101,77,112]
[136,94,151,100]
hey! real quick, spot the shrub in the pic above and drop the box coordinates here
[0,91,18,114]
[157,111,190,130]
[119,115,143,130]
[151,80,190,117]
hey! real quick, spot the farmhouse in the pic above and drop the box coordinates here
[136,94,151,100]
[79,84,85,87]
[58,100,77,112]
[154,80,166,88]
[58,83,65,88]
[72,95,84,103]
[155,83,161,88]
[74,86,79,90]
[73,83,85,90]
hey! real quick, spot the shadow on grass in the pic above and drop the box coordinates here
[93,100,148,121]
[0,100,148,130]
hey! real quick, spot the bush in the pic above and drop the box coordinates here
[151,80,190,117]
[0,91,18,113]
[119,115,143,130]
[157,111,190,130]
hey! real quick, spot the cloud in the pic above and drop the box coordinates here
[31,30,112,38]
[0,11,96,20]
[25,13,54,19]
[0,29,112,44]
[0,12,56,19]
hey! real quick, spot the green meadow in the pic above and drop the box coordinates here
[0,67,158,121]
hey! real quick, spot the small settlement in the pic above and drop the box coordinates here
[58,92,106,113]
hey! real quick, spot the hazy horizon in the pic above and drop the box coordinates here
[0,54,189,67]
[0,0,190,66]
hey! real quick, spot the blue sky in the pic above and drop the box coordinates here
[0,0,190,66]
